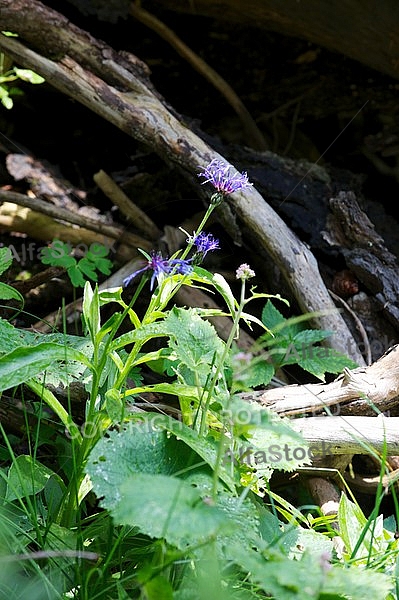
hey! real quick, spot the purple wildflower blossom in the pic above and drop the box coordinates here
[123,251,193,290]
[198,159,253,195]
[193,232,220,257]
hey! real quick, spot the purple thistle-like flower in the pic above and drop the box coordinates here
[198,159,253,195]
[168,258,194,275]
[123,251,193,290]
[193,232,220,257]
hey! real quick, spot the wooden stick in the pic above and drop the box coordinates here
[0,26,365,364]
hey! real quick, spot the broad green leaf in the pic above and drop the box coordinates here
[112,473,230,548]
[0,317,93,388]
[136,414,236,491]
[292,328,332,346]
[0,342,91,391]
[322,562,391,599]
[337,494,387,560]
[142,576,173,600]
[0,281,23,304]
[86,425,192,510]
[6,455,61,501]
[228,545,325,599]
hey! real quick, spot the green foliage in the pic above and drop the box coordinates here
[0,168,395,599]
[0,246,24,309]
[258,300,358,381]
[40,239,113,287]
[0,42,45,109]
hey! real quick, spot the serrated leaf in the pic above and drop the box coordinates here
[165,307,224,371]
[234,359,274,390]
[228,545,325,599]
[292,328,332,346]
[91,256,113,275]
[261,300,286,331]
[0,316,93,388]
[77,257,98,281]
[40,240,74,267]
[0,342,91,391]
[297,346,357,381]
[67,264,86,287]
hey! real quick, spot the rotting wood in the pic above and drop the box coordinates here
[242,344,399,417]
[0,5,365,364]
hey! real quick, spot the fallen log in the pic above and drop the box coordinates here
[0,0,365,364]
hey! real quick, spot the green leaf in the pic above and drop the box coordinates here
[337,494,388,561]
[142,576,174,600]
[14,68,45,84]
[0,246,13,275]
[261,299,286,332]
[82,281,99,340]
[66,264,83,287]
[114,473,230,547]
[292,328,332,346]
[135,414,237,491]
[40,240,75,267]
[0,342,91,391]
[0,281,23,304]
[297,346,357,381]
[86,424,191,511]
[0,316,93,388]
[87,242,109,258]
[78,256,98,281]
[90,256,113,275]
[165,307,225,371]
[6,455,60,501]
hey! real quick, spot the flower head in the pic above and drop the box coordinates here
[198,159,252,196]
[192,232,220,257]
[123,251,193,290]
[236,263,255,280]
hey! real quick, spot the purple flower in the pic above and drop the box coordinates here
[123,251,193,290]
[198,159,253,195]
[192,232,220,257]
[168,258,194,275]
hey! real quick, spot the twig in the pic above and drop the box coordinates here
[329,289,372,365]
[93,169,162,240]
[0,189,152,251]
[129,2,268,151]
